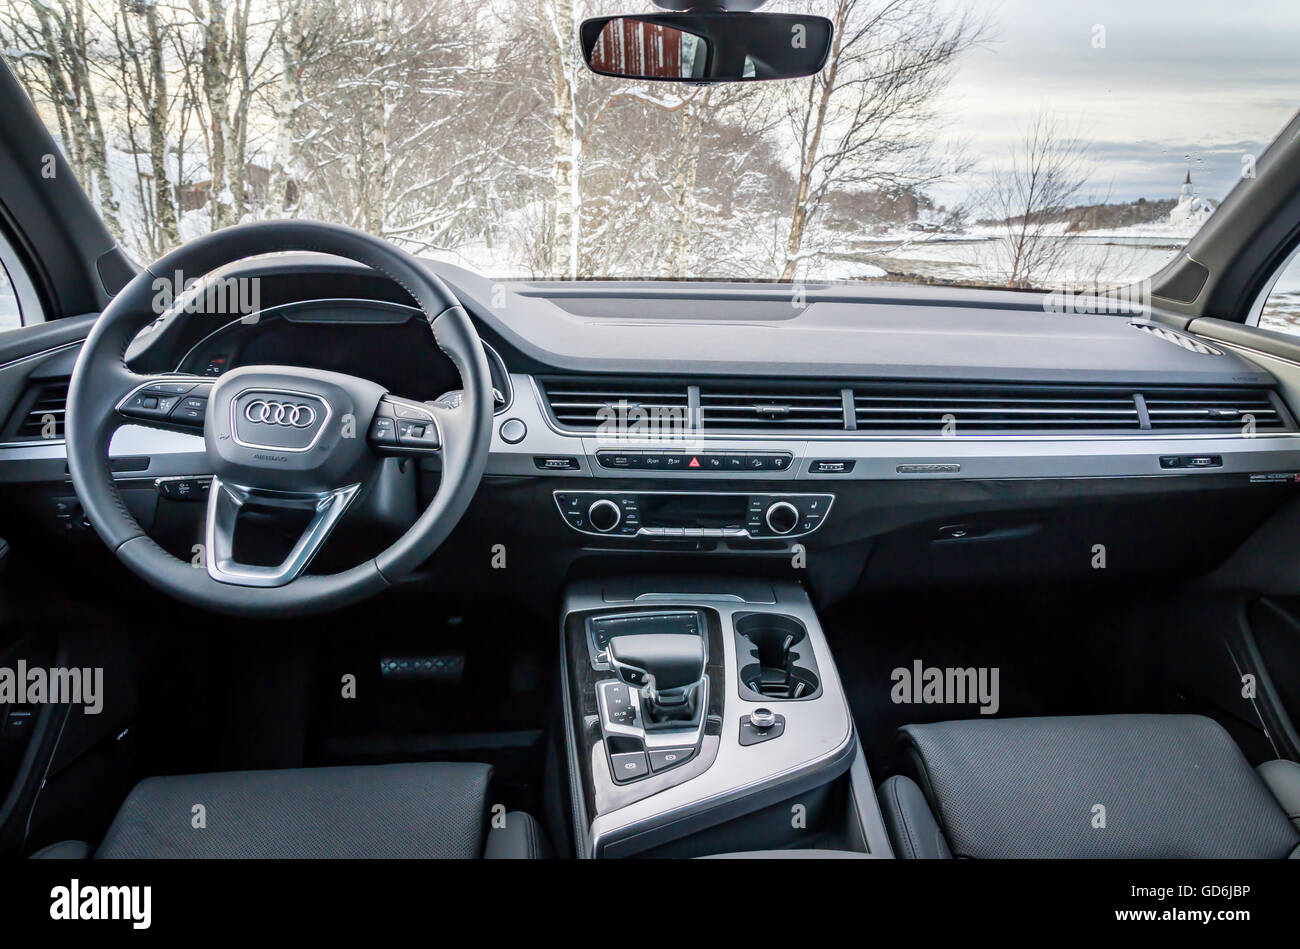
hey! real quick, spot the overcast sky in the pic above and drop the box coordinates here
[919,0,1300,206]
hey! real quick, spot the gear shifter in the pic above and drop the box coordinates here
[606,632,706,727]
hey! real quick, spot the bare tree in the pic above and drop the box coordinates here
[266,0,337,216]
[3,0,124,240]
[777,0,985,281]
[536,0,580,279]
[93,0,182,256]
[982,112,1091,289]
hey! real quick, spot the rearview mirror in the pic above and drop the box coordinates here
[579,13,833,83]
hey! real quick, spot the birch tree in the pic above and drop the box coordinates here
[536,0,580,278]
[777,0,984,281]
[95,0,181,255]
[3,0,124,240]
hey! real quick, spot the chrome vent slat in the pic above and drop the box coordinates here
[9,381,70,440]
[698,382,845,432]
[856,406,1139,416]
[853,386,1141,433]
[536,377,690,430]
[1143,387,1286,431]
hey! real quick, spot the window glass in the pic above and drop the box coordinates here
[1258,252,1300,335]
[0,260,21,332]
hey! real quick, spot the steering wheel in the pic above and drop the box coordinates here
[65,220,493,617]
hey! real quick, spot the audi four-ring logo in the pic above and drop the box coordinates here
[243,399,317,428]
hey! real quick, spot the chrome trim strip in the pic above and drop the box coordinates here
[0,339,81,373]
[1211,337,1300,373]
[529,375,1300,443]
[204,477,360,587]
[480,339,514,414]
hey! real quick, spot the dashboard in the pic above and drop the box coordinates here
[3,254,1300,603]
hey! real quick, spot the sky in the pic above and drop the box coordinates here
[921,0,1300,207]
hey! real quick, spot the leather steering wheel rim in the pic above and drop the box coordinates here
[66,220,494,618]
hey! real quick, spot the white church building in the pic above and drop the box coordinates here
[1168,170,1218,228]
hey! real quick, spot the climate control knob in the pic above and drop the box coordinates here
[588,499,622,533]
[764,500,800,535]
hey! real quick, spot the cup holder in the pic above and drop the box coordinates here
[734,612,822,702]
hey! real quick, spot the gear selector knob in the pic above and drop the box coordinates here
[606,633,706,695]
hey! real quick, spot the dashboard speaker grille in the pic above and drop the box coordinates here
[1128,322,1223,356]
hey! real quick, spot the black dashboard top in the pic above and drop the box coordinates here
[127,255,1277,391]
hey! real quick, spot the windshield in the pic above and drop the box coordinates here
[2,0,1297,293]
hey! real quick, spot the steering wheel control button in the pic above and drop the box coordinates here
[396,419,439,448]
[499,418,527,444]
[157,477,212,501]
[169,395,208,424]
[368,416,397,445]
[609,751,649,783]
[144,381,197,395]
[739,712,786,746]
[648,747,695,773]
[121,392,181,419]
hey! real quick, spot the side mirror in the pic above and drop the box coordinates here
[579,12,833,83]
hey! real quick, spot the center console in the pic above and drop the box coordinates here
[559,576,893,858]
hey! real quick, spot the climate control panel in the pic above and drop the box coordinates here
[552,490,834,540]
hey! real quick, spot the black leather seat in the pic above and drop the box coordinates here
[32,762,546,859]
[878,714,1300,859]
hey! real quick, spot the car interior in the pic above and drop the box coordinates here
[1,1,1299,868]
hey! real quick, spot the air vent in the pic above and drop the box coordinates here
[853,384,1142,435]
[1143,387,1287,433]
[699,383,845,432]
[1129,321,1223,355]
[3,380,69,442]
[538,376,689,431]
[537,374,1294,438]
